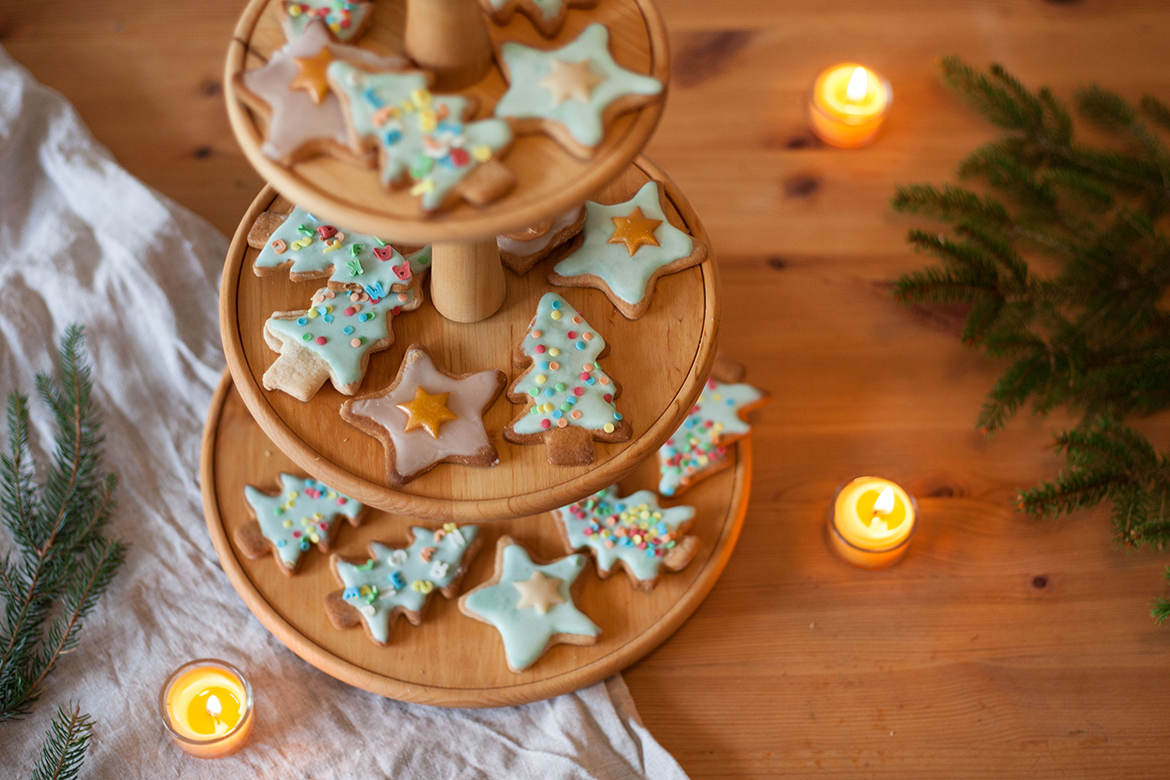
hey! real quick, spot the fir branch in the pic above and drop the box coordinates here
[30,703,93,780]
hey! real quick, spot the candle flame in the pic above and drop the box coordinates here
[873,486,895,516]
[846,66,868,102]
[206,693,223,718]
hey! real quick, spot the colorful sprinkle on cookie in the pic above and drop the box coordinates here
[282,0,374,43]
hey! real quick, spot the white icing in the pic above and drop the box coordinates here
[497,205,584,258]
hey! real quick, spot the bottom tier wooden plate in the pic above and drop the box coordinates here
[201,371,751,707]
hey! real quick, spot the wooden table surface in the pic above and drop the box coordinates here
[7,0,1170,776]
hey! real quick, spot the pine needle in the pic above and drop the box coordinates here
[29,703,93,780]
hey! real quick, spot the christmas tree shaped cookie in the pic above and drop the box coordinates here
[340,345,507,485]
[658,369,769,497]
[248,204,422,293]
[327,61,516,213]
[325,524,482,646]
[553,486,700,591]
[263,282,421,401]
[459,536,600,672]
[236,473,366,576]
[282,1,374,43]
[478,0,597,38]
[494,24,664,159]
[234,20,404,165]
[549,180,708,319]
[504,293,631,466]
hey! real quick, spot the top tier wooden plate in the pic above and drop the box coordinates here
[220,157,719,522]
[224,0,670,243]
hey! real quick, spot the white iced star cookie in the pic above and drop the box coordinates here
[497,204,586,275]
[478,0,597,38]
[233,20,405,165]
[493,23,664,159]
[548,180,708,319]
[459,536,601,672]
[325,524,483,646]
[236,473,366,575]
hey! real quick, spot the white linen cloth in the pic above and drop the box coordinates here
[0,47,689,779]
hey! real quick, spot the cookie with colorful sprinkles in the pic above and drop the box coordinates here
[553,486,700,591]
[458,536,600,672]
[478,0,597,38]
[339,344,507,485]
[327,61,516,214]
[233,20,405,165]
[325,524,483,646]
[497,204,586,275]
[549,180,708,319]
[282,1,374,44]
[503,292,631,466]
[494,23,664,159]
[658,358,769,497]
[262,280,422,401]
[235,473,366,576]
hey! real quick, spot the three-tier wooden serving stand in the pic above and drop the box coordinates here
[201,0,754,707]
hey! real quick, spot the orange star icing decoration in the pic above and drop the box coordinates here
[513,571,566,615]
[396,387,458,438]
[607,207,662,256]
[289,47,335,104]
[538,59,605,106]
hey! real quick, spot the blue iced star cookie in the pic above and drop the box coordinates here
[236,473,365,575]
[459,537,601,671]
[326,524,482,646]
[494,23,663,158]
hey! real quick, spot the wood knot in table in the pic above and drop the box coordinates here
[672,30,755,88]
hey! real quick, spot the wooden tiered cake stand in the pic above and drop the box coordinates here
[206,0,753,706]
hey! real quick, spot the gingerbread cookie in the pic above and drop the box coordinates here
[497,204,586,274]
[553,486,699,591]
[282,1,374,43]
[327,61,516,214]
[503,293,631,466]
[248,204,423,294]
[325,524,482,646]
[658,360,769,497]
[234,20,405,165]
[494,24,664,159]
[340,345,506,485]
[478,0,597,38]
[549,180,708,319]
[236,473,365,576]
[263,283,422,401]
[459,536,600,672]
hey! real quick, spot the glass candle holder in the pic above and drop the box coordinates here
[159,659,254,759]
[808,63,892,148]
[827,476,917,569]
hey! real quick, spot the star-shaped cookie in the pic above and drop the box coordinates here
[340,345,506,485]
[282,0,374,44]
[459,536,601,672]
[324,524,482,646]
[235,473,366,575]
[234,20,405,164]
[478,0,597,38]
[494,23,664,159]
[549,180,708,319]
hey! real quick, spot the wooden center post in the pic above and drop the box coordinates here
[404,0,494,90]
[429,239,507,323]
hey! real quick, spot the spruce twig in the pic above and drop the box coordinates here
[29,703,94,780]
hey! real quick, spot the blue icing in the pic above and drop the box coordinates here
[244,473,363,570]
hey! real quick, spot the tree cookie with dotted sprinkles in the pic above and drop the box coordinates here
[549,180,708,319]
[263,282,422,401]
[325,524,482,646]
[497,204,586,275]
[494,23,664,159]
[658,358,770,497]
[553,486,700,591]
[459,536,600,672]
[236,473,366,576]
[282,1,374,44]
[504,293,631,466]
[339,344,506,485]
[478,0,597,38]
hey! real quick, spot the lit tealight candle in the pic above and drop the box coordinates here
[828,476,917,569]
[808,63,892,148]
[159,659,254,759]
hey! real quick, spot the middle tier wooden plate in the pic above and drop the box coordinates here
[220,158,719,520]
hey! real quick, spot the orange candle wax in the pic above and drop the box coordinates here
[828,477,917,569]
[159,659,253,758]
[808,63,892,148]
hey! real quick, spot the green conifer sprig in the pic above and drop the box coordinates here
[891,58,1170,620]
[30,703,94,780]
